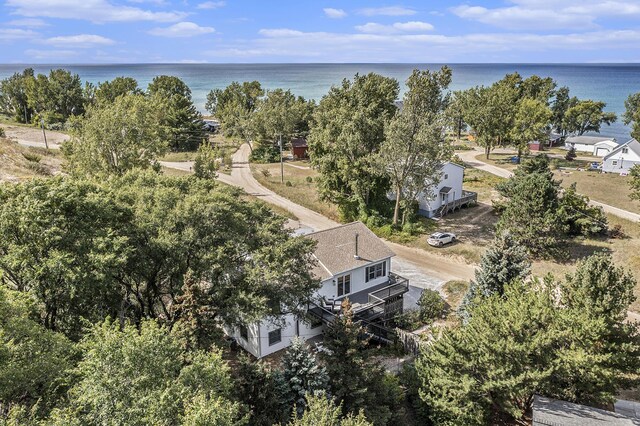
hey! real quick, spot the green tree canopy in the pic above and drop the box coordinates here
[0,178,130,337]
[288,395,372,426]
[282,337,329,415]
[0,68,34,123]
[510,97,552,158]
[252,89,314,146]
[563,100,617,136]
[0,285,77,419]
[193,142,219,179]
[623,92,640,140]
[148,75,205,152]
[206,81,264,141]
[46,319,244,426]
[630,165,640,203]
[417,260,640,425]
[94,76,141,105]
[380,67,453,225]
[25,69,84,126]
[63,93,168,177]
[309,73,399,219]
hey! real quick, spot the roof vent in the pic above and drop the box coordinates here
[354,233,360,260]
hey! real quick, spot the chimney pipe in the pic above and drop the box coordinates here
[354,233,360,260]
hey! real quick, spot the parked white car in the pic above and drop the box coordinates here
[427,232,456,247]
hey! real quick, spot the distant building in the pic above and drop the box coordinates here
[564,135,617,156]
[532,395,639,425]
[291,137,308,159]
[529,141,544,151]
[602,138,640,174]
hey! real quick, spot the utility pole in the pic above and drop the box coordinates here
[279,134,284,184]
[40,118,49,150]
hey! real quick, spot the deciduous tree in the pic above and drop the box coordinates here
[63,93,168,176]
[94,76,141,105]
[289,395,372,426]
[206,81,264,142]
[380,67,453,225]
[563,100,617,136]
[309,73,399,219]
[0,68,34,123]
[510,97,552,159]
[623,92,640,140]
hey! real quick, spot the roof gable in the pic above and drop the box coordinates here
[306,222,395,280]
[604,138,640,160]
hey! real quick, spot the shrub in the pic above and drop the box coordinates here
[609,224,627,239]
[285,180,292,187]
[393,309,422,331]
[250,144,279,163]
[305,176,313,183]
[0,127,5,138]
[417,289,446,323]
[22,152,41,163]
[565,146,577,161]
[260,168,271,178]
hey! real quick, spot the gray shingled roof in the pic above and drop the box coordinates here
[566,135,616,145]
[606,138,640,158]
[532,396,637,426]
[306,222,395,281]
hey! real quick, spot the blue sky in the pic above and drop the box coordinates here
[1,0,640,63]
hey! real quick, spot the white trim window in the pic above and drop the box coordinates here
[366,262,386,282]
[612,160,618,166]
[268,328,281,346]
[622,148,629,154]
[337,274,351,297]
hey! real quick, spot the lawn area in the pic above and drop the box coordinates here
[554,169,639,213]
[478,152,591,172]
[463,167,506,203]
[251,162,341,222]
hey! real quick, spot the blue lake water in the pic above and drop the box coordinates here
[1,63,638,141]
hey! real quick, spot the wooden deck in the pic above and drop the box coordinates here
[436,190,477,217]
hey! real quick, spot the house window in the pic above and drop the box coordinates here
[366,262,386,282]
[612,160,618,166]
[337,274,351,297]
[444,173,449,180]
[268,328,281,346]
[441,193,447,202]
[622,148,629,154]
[239,325,248,341]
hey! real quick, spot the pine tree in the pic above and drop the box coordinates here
[321,299,370,416]
[565,145,577,160]
[288,394,372,426]
[459,232,530,320]
[234,354,290,426]
[281,337,329,416]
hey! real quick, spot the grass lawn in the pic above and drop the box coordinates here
[478,152,591,172]
[0,138,63,181]
[251,162,341,222]
[463,167,506,203]
[554,170,639,213]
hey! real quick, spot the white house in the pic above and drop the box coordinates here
[602,139,640,174]
[228,222,409,359]
[415,162,477,218]
[564,135,618,156]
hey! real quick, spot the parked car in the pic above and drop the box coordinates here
[427,232,456,247]
[588,162,602,171]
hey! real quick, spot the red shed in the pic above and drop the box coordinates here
[291,138,308,159]
[528,141,544,152]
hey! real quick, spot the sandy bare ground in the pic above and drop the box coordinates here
[458,148,640,222]
[163,144,477,289]
[1,124,67,149]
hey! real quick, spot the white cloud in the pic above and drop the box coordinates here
[356,21,434,34]
[25,48,79,59]
[6,0,187,23]
[0,28,38,42]
[6,18,49,27]
[358,6,416,16]
[451,1,640,30]
[213,27,640,62]
[323,8,347,19]
[197,1,225,9]
[148,22,215,37]
[44,34,116,48]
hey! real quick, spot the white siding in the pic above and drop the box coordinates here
[419,163,465,217]
[229,322,261,358]
[603,149,640,173]
[315,258,391,301]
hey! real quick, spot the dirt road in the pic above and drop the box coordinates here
[1,124,66,149]
[458,148,640,222]
[162,144,477,288]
